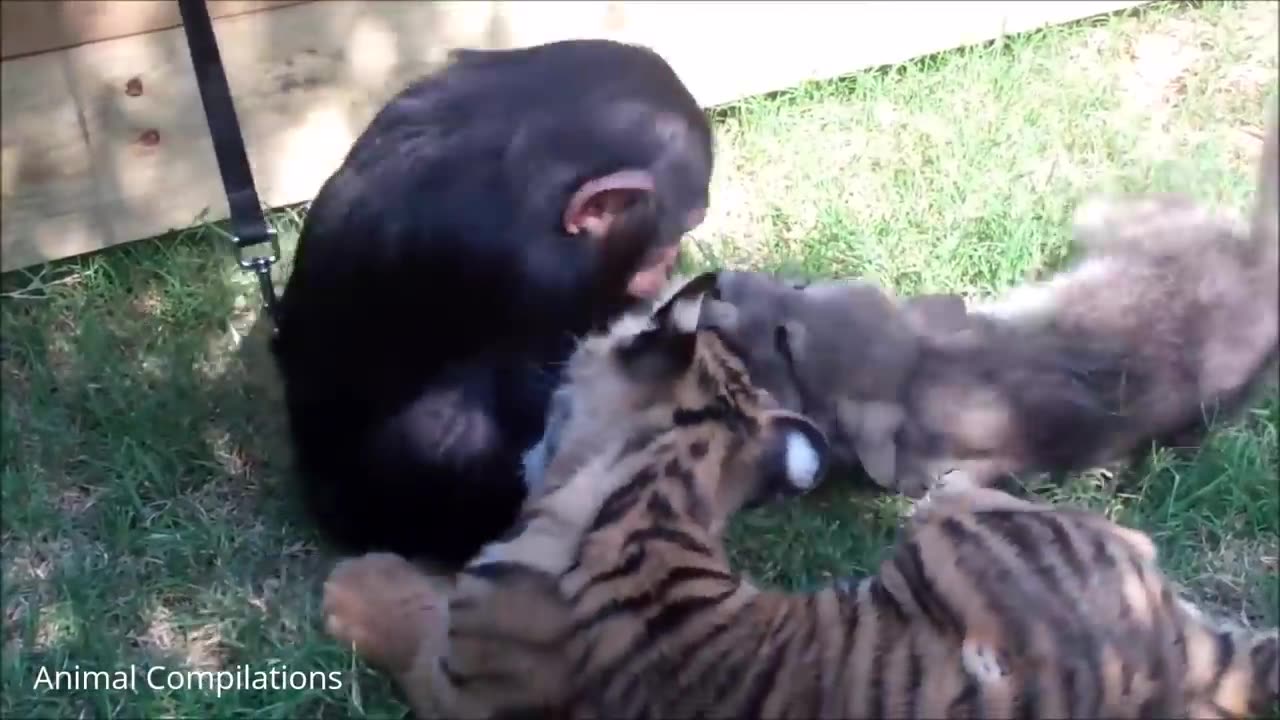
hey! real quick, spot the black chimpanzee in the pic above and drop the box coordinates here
[271,39,714,569]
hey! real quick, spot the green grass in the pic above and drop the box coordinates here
[3,1,1277,716]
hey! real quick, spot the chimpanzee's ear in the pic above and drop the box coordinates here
[615,272,718,381]
[563,169,657,238]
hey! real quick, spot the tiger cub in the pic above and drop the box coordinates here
[323,271,830,716]
[324,272,1280,719]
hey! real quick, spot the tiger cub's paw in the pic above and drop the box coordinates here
[323,552,449,674]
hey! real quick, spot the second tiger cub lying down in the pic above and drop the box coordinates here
[323,272,1279,719]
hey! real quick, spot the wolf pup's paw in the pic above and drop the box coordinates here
[323,552,449,673]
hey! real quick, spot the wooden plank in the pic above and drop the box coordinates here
[0,0,1147,273]
[0,1,309,61]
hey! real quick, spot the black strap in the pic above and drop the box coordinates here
[177,0,280,322]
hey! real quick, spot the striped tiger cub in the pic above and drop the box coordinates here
[323,272,1279,719]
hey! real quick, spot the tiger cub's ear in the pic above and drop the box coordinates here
[758,411,830,497]
[616,272,719,381]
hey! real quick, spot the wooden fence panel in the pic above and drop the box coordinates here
[0,1,1146,272]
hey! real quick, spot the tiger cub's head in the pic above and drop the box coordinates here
[522,271,832,535]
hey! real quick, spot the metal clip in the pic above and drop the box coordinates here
[232,228,281,323]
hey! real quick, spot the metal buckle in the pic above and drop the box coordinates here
[231,228,281,323]
[232,227,280,271]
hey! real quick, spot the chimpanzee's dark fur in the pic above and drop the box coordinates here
[271,40,713,568]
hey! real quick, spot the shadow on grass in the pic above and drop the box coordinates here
[0,218,408,718]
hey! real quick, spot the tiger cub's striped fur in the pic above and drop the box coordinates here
[324,272,831,717]
[324,272,1279,719]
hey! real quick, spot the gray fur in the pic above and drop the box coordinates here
[702,109,1279,497]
